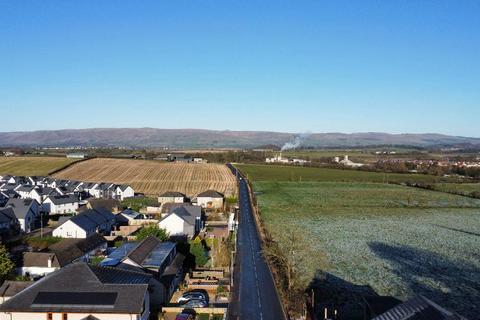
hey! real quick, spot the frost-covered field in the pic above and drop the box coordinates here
[254,182,480,319]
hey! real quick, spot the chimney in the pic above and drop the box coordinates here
[47,255,53,268]
[344,155,349,161]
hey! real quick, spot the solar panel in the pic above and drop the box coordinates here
[32,292,118,307]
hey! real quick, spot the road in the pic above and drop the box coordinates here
[227,164,286,320]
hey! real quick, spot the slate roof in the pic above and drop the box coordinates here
[60,208,115,232]
[372,296,466,320]
[0,281,33,298]
[0,207,16,224]
[23,234,106,268]
[0,262,150,314]
[3,198,37,219]
[159,191,186,198]
[197,190,224,198]
[163,204,201,226]
[46,194,79,205]
[117,185,131,191]
[15,185,35,193]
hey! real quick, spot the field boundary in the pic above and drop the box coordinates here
[47,157,91,176]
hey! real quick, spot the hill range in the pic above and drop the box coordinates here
[0,128,479,149]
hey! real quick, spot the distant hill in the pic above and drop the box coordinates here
[0,128,479,149]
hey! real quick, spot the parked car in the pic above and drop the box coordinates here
[182,298,208,308]
[177,291,208,304]
[175,313,194,320]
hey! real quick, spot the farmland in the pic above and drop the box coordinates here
[237,163,460,184]
[433,182,480,196]
[53,158,237,197]
[0,156,78,176]
[238,164,480,319]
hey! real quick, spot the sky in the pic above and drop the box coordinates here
[0,1,479,136]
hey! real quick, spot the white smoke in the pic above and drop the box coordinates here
[281,132,311,151]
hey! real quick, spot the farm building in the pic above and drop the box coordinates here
[158,191,187,204]
[195,190,224,209]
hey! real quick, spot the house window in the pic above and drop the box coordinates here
[47,313,53,320]
[62,313,68,320]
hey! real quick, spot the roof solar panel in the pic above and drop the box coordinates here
[32,292,117,307]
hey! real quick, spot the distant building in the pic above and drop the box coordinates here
[66,153,86,159]
[266,153,310,165]
[334,155,364,168]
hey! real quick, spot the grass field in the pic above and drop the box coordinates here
[0,156,78,176]
[433,183,480,195]
[239,164,480,318]
[53,158,237,197]
[237,163,459,184]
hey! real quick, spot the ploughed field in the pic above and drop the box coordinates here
[0,156,78,176]
[54,158,237,197]
[238,164,480,319]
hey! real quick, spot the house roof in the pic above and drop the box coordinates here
[0,262,150,314]
[46,194,79,205]
[372,295,466,320]
[0,281,33,298]
[60,208,115,232]
[163,205,201,226]
[23,252,61,268]
[15,185,35,193]
[23,234,106,268]
[0,207,16,224]
[3,198,37,219]
[197,190,224,198]
[159,191,186,198]
[117,185,132,192]
[101,237,176,270]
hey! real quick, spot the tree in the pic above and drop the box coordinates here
[190,241,208,267]
[0,244,14,282]
[135,224,169,241]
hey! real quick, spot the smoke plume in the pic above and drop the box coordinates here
[281,132,311,151]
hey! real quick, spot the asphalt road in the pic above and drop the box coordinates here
[227,164,285,320]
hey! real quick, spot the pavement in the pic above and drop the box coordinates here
[227,164,286,320]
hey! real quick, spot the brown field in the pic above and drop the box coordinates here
[0,156,78,176]
[53,158,237,197]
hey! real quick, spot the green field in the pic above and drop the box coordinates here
[238,164,480,319]
[0,157,78,176]
[238,164,458,184]
[433,183,480,196]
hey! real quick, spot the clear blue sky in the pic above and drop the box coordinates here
[1,1,479,136]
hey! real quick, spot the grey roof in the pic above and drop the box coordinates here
[101,237,176,270]
[0,281,33,298]
[23,234,106,268]
[62,208,115,231]
[46,194,79,205]
[373,296,466,320]
[0,207,16,224]
[117,185,131,191]
[32,186,57,197]
[197,190,224,198]
[164,204,201,226]
[0,262,150,314]
[159,191,186,198]
[15,185,35,193]
[3,198,37,219]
